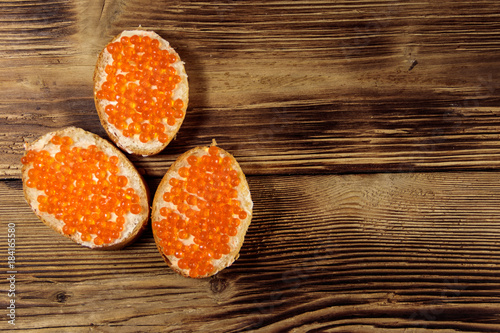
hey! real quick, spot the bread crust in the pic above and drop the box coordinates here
[151,141,253,278]
[93,29,189,156]
[22,127,150,250]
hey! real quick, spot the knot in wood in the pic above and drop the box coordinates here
[54,291,70,303]
[210,276,227,294]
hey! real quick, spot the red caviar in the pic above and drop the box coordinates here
[96,34,185,143]
[22,136,142,245]
[153,147,248,278]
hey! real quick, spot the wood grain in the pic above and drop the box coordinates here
[2,1,500,332]
[2,172,500,331]
[2,0,500,177]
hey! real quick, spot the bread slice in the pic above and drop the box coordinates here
[152,140,253,278]
[93,29,189,156]
[21,127,150,250]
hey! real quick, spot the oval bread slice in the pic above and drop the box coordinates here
[94,29,189,156]
[152,141,253,278]
[21,127,150,250]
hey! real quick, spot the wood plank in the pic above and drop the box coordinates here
[2,171,500,331]
[2,0,500,178]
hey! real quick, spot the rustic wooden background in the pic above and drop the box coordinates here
[1,0,500,331]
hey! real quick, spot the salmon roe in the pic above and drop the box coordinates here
[153,147,248,278]
[21,135,143,245]
[96,34,185,144]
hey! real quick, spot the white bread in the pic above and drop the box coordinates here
[151,141,253,278]
[93,29,189,156]
[21,127,150,250]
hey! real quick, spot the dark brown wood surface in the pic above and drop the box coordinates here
[1,0,500,331]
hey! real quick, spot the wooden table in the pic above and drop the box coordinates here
[2,0,500,331]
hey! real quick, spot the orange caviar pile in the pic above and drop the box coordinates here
[21,135,142,245]
[96,34,184,144]
[153,146,248,278]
